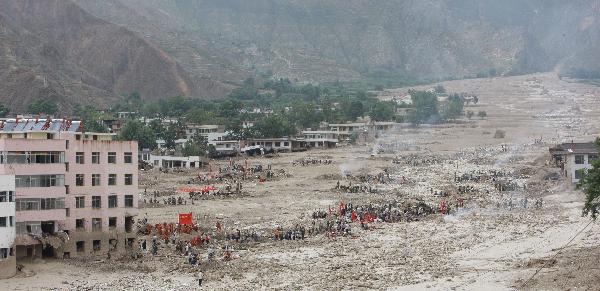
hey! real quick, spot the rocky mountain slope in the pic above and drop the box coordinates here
[2,0,600,113]
[0,0,228,114]
[75,0,600,85]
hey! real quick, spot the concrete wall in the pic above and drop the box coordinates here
[64,137,139,233]
[0,175,15,279]
[567,154,594,183]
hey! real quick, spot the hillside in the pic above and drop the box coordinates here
[74,0,600,85]
[2,0,600,113]
[0,0,229,114]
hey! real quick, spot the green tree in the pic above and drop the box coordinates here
[73,104,107,133]
[578,139,600,219]
[182,133,208,157]
[477,110,487,119]
[118,120,157,150]
[123,92,142,113]
[148,119,165,138]
[434,84,446,94]
[466,110,474,119]
[219,99,243,118]
[28,99,58,115]
[289,101,320,128]
[186,108,218,125]
[162,124,178,150]
[408,90,439,125]
[0,103,9,118]
[442,94,464,121]
[370,101,395,121]
[253,115,296,138]
[344,100,364,121]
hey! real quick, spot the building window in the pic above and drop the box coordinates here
[284,142,289,146]
[0,217,6,227]
[0,191,14,202]
[76,152,84,164]
[124,174,133,185]
[275,142,281,147]
[40,198,65,210]
[75,197,85,208]
[76,241,85,252]
[93,240,101,251]
[0,248,9,259]
[92,196,101,209]
[124,195,134,208]
[15,199,40,211]
[92,218,102,231]
[75,219,85,231]
[107,152,116,164]
[108,174,117,186]
[4,151,64,164]
[589,154,599,162]
[15,175,65,187]
[124,152,133,164]
[92,152,100,164]
[16,198,64,211]
[108,195,118,208]
[76,174,84,186]
[109,217,117,229]
[92,174,100,186]
[575,155,585,164]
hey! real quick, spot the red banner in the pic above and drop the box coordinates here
[179,213,193,225]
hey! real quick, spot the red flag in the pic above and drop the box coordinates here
[179,213,193,225]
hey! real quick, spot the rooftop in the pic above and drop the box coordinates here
[0,118,81,133]
[550,142,599,154]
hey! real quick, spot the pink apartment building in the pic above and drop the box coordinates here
[0,119,138,261]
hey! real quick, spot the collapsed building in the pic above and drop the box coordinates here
[0,119,139,276]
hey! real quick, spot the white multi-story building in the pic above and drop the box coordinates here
[550,142,599,183]
[301,131,339,148]
[185,124,222,139]
[0,175,15,279]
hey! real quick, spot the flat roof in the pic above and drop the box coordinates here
[302,130,339,134]
[550,142,598,154]
[328,123,366,127]
[0,119,81,133]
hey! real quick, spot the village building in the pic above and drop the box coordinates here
[549,142,599,183]
[101,118,124,135]
[301,130,339,148]
[242,120,256,129]
[328,122,367,141]
[140,152,204,169]
[117,112,137,119]
[185,124,223,139]
[0,175,15,279]
[244,138,307,153]
[0,119,139,262]
[209,140,240,157]
[329,121,398,141]
[156,138,188,150]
